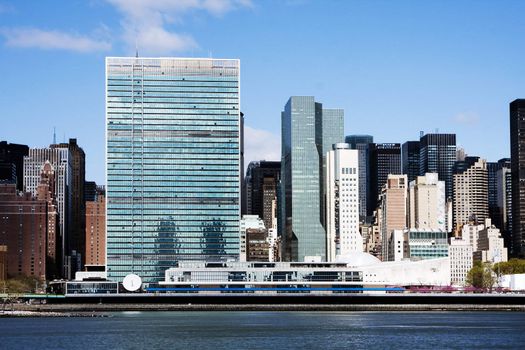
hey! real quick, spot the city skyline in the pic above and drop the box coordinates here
[2,1,525,185]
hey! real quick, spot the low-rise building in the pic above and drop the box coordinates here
[449,236,473,286]
[475,219,508,263]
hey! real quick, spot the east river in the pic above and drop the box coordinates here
[1,311,524,349]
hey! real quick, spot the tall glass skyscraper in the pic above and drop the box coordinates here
[106,57,241,283]
[419,133,456,200]
[345,135,373,222]
[281,97,343,262]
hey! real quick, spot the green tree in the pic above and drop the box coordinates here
[466,261,495,291]
[493,259,525,275]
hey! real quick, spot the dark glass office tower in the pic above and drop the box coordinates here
[402,141,420,184]
[368,143,401,216]
[0,141,29,192]
[345,135,373,222]
[510,99,525,257]
[244,161,281,230]
[419,133,456,200]
[487,161,499,228]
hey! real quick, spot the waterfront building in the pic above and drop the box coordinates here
[475,218,508,263]
[345,135,373,222]
[239,215,266,262]
[419,133,456,200]
[453,156,488,230]
[161,254,450,290]
[85,186,106,266]
[244,161,280,230]
[449,236,473,286]
[0,141,28,192]
[510,99,525,257]
[408,173,446,231]
[106,57,241,282]
[368,143,401,216]
[379,175,408,260]
[0,182,48,280]
[326,144,360,261]
[402,141,420,184]
[23,147,71,277]
[51,139,86,274]
[406,229,449,260]
[280,96,343,262]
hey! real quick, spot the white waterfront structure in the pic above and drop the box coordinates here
[326,144,361,261]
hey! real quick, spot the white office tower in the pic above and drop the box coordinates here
[408,173,446,231]
[326,144,361,261]
[449,236,473,286]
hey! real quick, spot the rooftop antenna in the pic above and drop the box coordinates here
[135,38,139,58]
[53,127,56,144]
[63,132,65,143]
[419,130,424,138]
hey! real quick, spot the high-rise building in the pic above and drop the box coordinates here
[345,135,373,222]
[280,96,343,262]
[85,186,106,266]
[52,138,85,274]
[326,144,360,261]
[244,161,280,229]
[475,219,508,263]
[408,173,446,231]
[106,57,241,282]
[368,143,401,216]
[419,133,456,200]
[402,141,420,184]
[84,181,98,202]
[378,174,408,260]
[510,99,525,257]
[0,141,29,192]
[0,183,48,280]
[23,147,71,277]
[487,161,499,227]
[0,245,6,281]
[496,158,512,243]
[453,156,488,230]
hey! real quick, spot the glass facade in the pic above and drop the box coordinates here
[281,97,343,261]
[407,230,449,260]
[419,133,456,200]
[346,135,373,222]
[106,57,240,283]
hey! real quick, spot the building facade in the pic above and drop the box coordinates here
[408,173,446,231]
[106,57,241,282]
[368,143,401,216]
[449,236,473,286]
[379,174,408,260]
[326,144,360,261]
[85,186,106,266]
[453,156,488,230]
[345,135,373,222]
[23,147,71,276]
[239,215,266,262]
[496,158,512,244]
[244,161,280,230]
[52,139,86,274]
[281,96,343,262]
[402,141,420,184]
[419,133,456,200]
[0,141,29,192]
[0,183,48,280]
[510,99,525,257]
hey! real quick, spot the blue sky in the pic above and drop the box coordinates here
[1,0,524,184]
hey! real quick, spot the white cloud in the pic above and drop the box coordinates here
[244,126,281,167]
[453,112,480,126]
[106,0,252,55]
[1,27,111,52]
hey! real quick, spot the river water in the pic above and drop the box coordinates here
[1,311,524,349]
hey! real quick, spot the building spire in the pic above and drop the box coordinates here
[53,127,56,144]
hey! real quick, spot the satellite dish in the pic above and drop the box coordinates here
[123,274,142,292]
